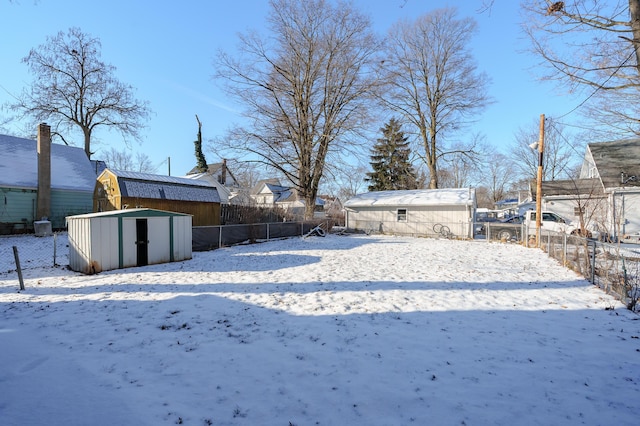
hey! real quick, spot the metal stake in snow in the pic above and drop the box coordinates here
[12,246,25,291]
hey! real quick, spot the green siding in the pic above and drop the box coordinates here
[50,189,93,229]
[0,188,36,232]
[0,187,92,233]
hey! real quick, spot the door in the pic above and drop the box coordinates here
[136,218,148,267]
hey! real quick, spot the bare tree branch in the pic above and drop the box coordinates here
[378,7,492,188]
[8,27,151,158]
[213,0,380,218]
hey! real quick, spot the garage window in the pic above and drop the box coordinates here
[397,209,407,222]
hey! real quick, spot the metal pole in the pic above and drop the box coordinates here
[13,246,25,291]
[535,114,545,248]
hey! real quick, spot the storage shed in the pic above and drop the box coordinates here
[344,188,476,238]
[66,208,192,274]
[94,169,221,226]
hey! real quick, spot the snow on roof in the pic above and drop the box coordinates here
[0,134,97,192]
[344,188,475,208]
[67,208,191,220]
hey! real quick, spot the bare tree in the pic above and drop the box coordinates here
[378,7,492,189]
[522,1,640,135]
[102,147,157,173]
[9,27,151,158]
[481,150,513,204]
[214,0,379,219]
[510,118,580,183]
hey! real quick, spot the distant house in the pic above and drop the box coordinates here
[95,169,221,226]
[318,195,344,222]
[344,188,476,238]
[0,125,96,234]
[185,160,249,205]
[540,139,640,240]
[250,179,324,217]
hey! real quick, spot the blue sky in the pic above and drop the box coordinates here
[0,0,586,178]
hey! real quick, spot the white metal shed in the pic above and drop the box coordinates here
[344,188,476,238]
[66,208,192,274]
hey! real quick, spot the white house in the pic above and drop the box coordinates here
[251,179,324,217]
[344,188,477,238]
[185,160,249,205]
[540,139,640,241]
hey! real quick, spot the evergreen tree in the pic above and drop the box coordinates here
[194,114,208,173]
[366,118,418,191]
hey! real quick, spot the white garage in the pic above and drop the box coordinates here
[344,188,476,238]
[66,208,192,274]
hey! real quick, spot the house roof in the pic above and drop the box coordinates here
[185,162,239,186]
[344,189,476,208]
[251,178,283,195]
[587,139,640,189]
[0,133,97,192]
[541,178,604,197]
[105,169,220,203]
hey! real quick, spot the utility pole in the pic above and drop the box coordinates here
[535,114,545,247]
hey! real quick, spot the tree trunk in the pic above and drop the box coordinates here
[84,129,91,159]
[630,0,640,76]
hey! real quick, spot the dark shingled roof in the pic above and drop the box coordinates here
[541,178,604,197]
[111,170,220,203]
[588,139,640,189]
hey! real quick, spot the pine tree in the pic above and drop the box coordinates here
[194,114,208,173]
[365,118,418,191]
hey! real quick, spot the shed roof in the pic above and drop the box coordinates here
[0,133,96,191]
[67,208,191,220]
[104,169,221,203]
[344,189,476,208]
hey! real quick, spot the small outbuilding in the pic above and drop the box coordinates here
[66,208,192,274]
[94,169,221,226]
[344,188,476,238]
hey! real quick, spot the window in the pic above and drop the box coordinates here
[397,209,407,222]
[573,207,585,216]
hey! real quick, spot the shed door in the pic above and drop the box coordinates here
[136,218,148,267]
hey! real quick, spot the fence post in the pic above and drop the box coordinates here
[12,246,25,291]
[266,223,270,241]
[53,232,57,266]
[590,240,596,284]
[218,225,222,248]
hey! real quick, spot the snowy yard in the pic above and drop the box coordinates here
[1,233,639,425]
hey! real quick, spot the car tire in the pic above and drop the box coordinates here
[498,230,512,241]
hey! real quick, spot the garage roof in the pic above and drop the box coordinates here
[344,188,476,208]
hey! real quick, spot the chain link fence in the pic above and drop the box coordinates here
[193,221,329,251]
[535,230,640,312]
[0,233,68,273]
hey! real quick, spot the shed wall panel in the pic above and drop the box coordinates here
[122,218,138,268]
[92,217,120,272]
[172,216,193,261]
[67,217,90,273]
[148,217,171,264]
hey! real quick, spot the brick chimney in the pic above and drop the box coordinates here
[220,158,227,185]
[36,123,51,221]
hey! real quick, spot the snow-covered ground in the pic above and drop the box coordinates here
[1,233,639,425]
